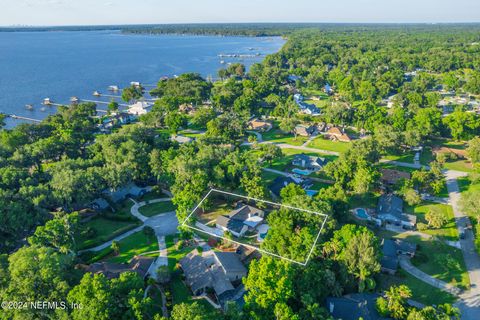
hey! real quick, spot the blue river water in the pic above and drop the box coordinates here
[0,31,284,127]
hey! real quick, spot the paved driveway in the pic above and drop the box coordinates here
[445,170,480,319]
[144,211,179,237]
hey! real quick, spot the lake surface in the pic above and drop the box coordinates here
[0,31,284,127]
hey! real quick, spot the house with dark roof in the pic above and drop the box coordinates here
[377,194,416,229]
[326,293,388,320]
[292,154,328,171]
[85,256,154,280]
[380,238,417,275]
[395,239,417,257]
[380,239,398,274]
[214,252,247,281]
[179,250,247,306]
[216,205,264,237]
[269,176,313,198]
[90,198,110,211]
[103,183,148,203]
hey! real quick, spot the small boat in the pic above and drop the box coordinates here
[43,98,52,105]
[93,91,101,97]
[108,85,119,91]
[220,60,225,64]
[40,107,46,112]
[25,104,34,110]
[70,96,79,104]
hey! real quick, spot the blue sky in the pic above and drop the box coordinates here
[2,0,479,26]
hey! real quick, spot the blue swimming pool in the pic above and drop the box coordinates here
[355,208,370,219]
[306,190,319,197]
[292,168,311,176]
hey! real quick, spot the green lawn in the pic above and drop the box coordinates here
[139,190,169,202]
[444,160,474,173]
[107,230,159,263]
[377,270,457,305]
[383,152,415,164]
[304,99,329,108]
[406,202,458,240]
[348,192,380,210]
[139,201,177,217]
[77,217,139,250]
[458,176,480,193]
[407,237,469,290]
[261,170,283,188]
[262,128,309,146]
[376,162,418,174]
[308,136,351,153]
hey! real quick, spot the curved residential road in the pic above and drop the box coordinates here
[445,170,480,320]
[399,256,461,295]
[79,198,178,271]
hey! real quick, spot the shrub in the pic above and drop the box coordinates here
[417,222,428,231]
[376,297,389,317]
[176,240,185,250]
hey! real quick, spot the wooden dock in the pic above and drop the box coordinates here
[8,114,42,123]
[96,93,122,99]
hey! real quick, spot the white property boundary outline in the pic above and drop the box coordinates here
[181,188,329,266]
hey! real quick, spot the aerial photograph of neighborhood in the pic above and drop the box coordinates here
[0,1,480,319]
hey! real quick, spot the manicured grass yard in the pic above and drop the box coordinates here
[383,152,415,163]
[376,162,418,174]
[405,202,458,240]
[378,270,457,305]
[308,136,351,153]
[407,237,469,290]
[444,160,474,173]
[139,201,177,217]
[196,203,232,224]
[261,170,283,187]
[139,190,169,202]
[348,192,380,210]
[262,128,309,146]
[107,230,159,263]
[304,99,329,108]
[77,217,139,250]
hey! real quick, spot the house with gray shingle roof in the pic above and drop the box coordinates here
[179,250,246,306]
[326,293,388,320]
[377,194,417,229]
[216,205,264,238]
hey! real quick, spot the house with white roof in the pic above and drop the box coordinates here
[127,101,152,116]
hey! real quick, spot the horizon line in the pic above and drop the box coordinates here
[2,21,480,28]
